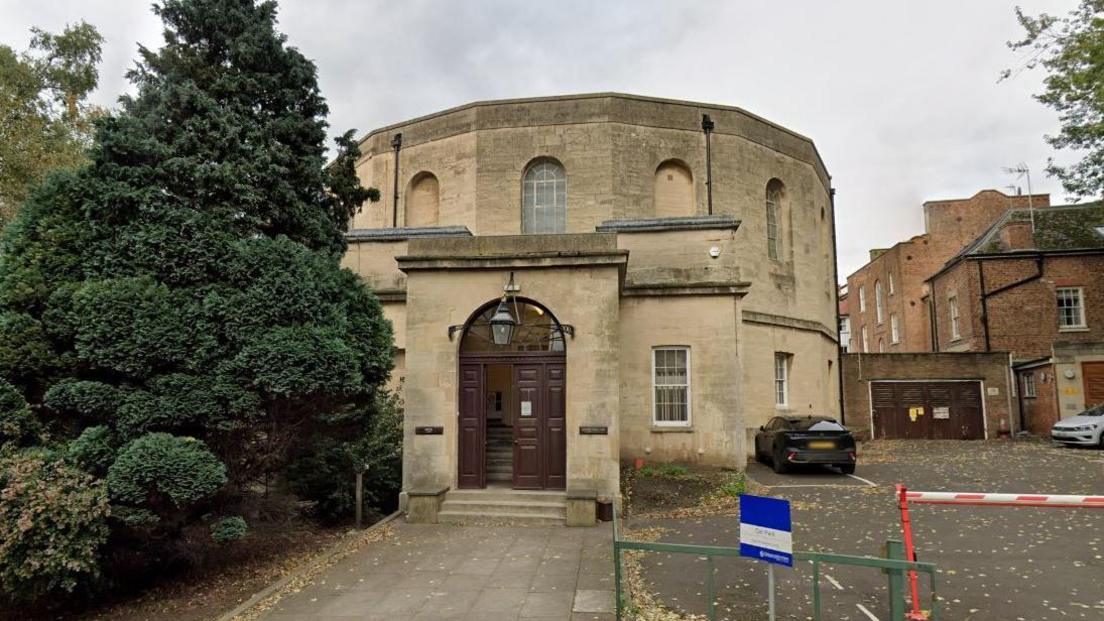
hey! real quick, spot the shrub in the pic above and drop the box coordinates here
[210,516,248,543]
[718,471,747,498]
[107,433,227,510]
[66,425,118,475]
[285,390,403,521]
[0,453,110,601]
[0,378,43,448]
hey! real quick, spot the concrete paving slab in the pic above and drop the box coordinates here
[572,589,615,613]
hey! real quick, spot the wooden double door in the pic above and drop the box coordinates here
[871,381,984,440]
[458,356,566,490]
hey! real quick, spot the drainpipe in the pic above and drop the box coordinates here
[701,114,714,215]
[390,132,403,228]
[829,186,846,425]
[978,253,1044,352]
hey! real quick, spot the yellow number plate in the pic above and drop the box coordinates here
[808,440,836,449]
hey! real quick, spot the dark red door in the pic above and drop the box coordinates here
[513,364,542,489]
[457,363,484,489]
[545,363,566,489]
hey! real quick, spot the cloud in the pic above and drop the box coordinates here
[0,0,1079,277]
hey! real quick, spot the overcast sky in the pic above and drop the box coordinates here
[0,0,1082,278]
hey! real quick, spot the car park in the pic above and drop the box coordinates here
[754,415,858,474]
[1050,403,1104,447]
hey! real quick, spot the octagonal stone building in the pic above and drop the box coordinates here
[342,93,840,523]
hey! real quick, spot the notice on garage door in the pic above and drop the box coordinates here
[933,406,950,419]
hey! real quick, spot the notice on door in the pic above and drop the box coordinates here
[520,401,533,417]
[933,406,950,420]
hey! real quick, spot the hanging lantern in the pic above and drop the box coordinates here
[488,298,517,345]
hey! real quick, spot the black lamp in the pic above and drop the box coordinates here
[488,297,517,345]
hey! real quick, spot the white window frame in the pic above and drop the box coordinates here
[774,352,790,408]
[1023,372,1037,398]
[875,280,884,324]
[859,285,867,313]
[861,325,869,352]
[890,313,900,344]
[522,160,567,234]
[652,346,691,427]
[1056,287,1087,330]
[949,295,961,340]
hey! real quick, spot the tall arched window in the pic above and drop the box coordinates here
[874,280,884,324]
[766,179,784,260]
[653,160,694,218]
[522,159,566,234]
[405,172,439,227]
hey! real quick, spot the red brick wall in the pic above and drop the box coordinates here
[846,191,1046,354]
[923,191,1049,252]
[932,254,1104,360]
[841,352,1016,438]
[1017,365,1058,434]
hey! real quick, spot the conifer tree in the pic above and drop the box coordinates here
[0,0,392,595]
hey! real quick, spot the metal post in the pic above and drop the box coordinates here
[895,485,927,620]
[812,560,822,620]
[707,556,716,621]
[613,504,623,621]
[701,114,714,215]
[886,539,907,621]
[355,469,364,529]
[768,563,776,621]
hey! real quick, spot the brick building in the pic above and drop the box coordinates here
[928,202,1104,433]
[845,190,1048,353]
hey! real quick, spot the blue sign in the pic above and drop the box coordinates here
[739,494,793,567]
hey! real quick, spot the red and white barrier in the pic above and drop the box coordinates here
[905,490,1104,508]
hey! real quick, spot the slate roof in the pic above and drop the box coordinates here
[956,201,1104,257]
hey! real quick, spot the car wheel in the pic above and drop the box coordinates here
[839,464,855,475]
[772,448,788,474]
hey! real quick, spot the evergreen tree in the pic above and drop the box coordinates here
[0,0,391,597]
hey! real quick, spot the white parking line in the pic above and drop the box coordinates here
[823,573,844,591]
[847,473,878,487]
[856,603,881,621]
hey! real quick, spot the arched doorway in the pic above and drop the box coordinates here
[457,297,566,490]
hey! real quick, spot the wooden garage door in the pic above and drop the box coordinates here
[871,381,984,440]
[1084,362,1104,408]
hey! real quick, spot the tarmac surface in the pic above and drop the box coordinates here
[632,440,1104,620]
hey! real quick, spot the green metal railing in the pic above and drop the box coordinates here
[612,506,940,621]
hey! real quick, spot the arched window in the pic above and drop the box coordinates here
[766,179,784,260]
[522,160,566,234]
[405,172,439,227]
[460,299,566,353]
[653,160,694,218]
[874,280,884,324]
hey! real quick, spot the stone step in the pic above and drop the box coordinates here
[441,499,566,518]
[437,510,564,526]
[487,472,512,482]
[447,488,567,504]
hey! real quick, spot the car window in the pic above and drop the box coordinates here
[789,417,844,431]
[1083,404,1104,417]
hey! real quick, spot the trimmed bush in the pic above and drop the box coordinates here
[210,516,248,543]
[0,378,42,448]
[107,433,227,510]
[0,454,109,601]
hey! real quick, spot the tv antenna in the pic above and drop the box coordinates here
[1002,164,1035,233]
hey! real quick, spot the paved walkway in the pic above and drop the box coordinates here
[260,521,617,621]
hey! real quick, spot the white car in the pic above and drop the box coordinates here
[1050,404,1104,447]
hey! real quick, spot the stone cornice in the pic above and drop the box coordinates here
[596,215,741,233]
[742,310,837,341]
[622,281,750,298]
[396,250,629,272]
[346,226,472,243]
